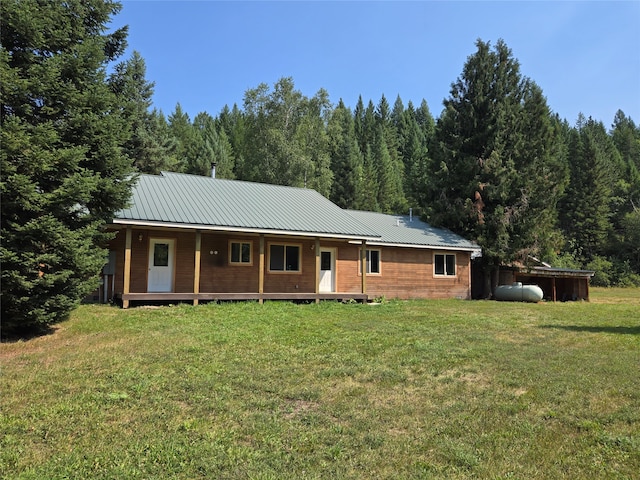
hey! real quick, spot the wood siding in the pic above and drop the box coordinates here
[107,228,472,302]
[337,245,471,300]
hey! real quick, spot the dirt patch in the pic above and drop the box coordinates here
[282,398,319,419]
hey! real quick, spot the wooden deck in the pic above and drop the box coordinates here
[117,292,369,306]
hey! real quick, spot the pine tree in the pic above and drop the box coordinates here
[428,39,565,295]
[218,104,247,179]
[142,109,180,174]
[358,144,380,212]
[167,103,195,172]
[398,100,433,212]
[610,111,640,277]
[373,125,406,213]
[328,100,364,209]
[1,0,135,333]
[109,51,175,174]
[560,116,621,263]
[109,51,175,173]
[611,110,640,213]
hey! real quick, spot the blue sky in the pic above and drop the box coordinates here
[112,1,640,126]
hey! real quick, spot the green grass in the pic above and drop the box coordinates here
[2,289,639,479]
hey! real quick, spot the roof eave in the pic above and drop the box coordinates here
[110,218,379,241]
[348,239,481,253]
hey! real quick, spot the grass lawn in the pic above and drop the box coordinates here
[1,288,639,479]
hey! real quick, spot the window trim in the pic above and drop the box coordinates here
[267,242,302,273]
[229,240,253,266]
[434,252,456,277]
[359,248,382,275]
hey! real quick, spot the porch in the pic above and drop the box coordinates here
[115,226,371,308]
[117,291,369,305]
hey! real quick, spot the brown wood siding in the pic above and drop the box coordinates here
[108,228,471,300]
[264,239,316,293]
[200,233,260,293]
[337,245,471,299]
[110,229,194,294]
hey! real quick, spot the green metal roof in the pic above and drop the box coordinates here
[114,172,380,239]
[345,210,481,252]
[114,172,479,251]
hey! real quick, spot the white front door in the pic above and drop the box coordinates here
[148,238,175,292]
[319,248,335,293]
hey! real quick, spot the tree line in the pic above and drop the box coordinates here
[2,1,639,333]
[125,47,640,290]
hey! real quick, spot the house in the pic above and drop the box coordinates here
[103,172,480,307]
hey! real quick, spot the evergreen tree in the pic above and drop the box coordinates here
[610,111,640,277]
[218,103,247,179]
[353,96,366,154]
[375,95,406,213]
[510,84,568,261]
[109,51,175,174]
[187,111,235,178]
[1,0,135,333]
[187,112,216,176]
[398,100,433,212]
[212,128,236,179]
[560,116,621,263]
[428,39,565,295]
[328,100,364,209]
[611,110,640,212]
[167,103,195,172]
[373,125,406,213]
[142,109,180,174]
[357,144,380,211]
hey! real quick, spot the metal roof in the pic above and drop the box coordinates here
[345,210,481,252]
[114,172,380,239]
[521,267,595,278]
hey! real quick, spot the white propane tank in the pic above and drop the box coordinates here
[494,282,544,303]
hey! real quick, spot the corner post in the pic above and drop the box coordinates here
[360,240,367,296]
[193,231,201,306]
[315,238,321,304]
[259,235,265,304]
[123,226,132,308]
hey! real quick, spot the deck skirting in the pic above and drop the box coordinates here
[117,292,368,306]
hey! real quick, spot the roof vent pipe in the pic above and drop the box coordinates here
[211,162,217,178]
[409,207,413,222]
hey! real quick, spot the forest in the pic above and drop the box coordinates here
[119,49,640,288]
[2,0,639,332]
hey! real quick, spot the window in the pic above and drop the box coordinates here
[153,243,169,267]
[269,243,301,272]
[434,253,456,276]
[229,240,252,265]
[359,248,381,274]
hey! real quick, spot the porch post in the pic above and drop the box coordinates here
[552,277,557,302]
[315,237,321,303]
[585,277,590,302]
[259,235,265,304]
[193,231,201,306]
[123,226,132,309]
[361,240,367,296]
[468,252,472,300]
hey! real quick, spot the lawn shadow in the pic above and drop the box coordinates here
[540,325,640,335]
[1,325,60,343]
